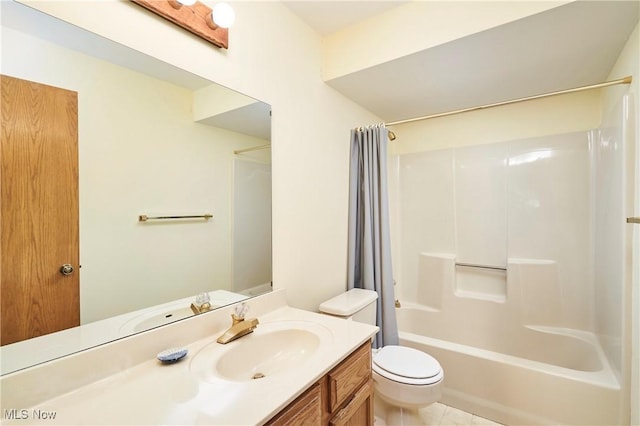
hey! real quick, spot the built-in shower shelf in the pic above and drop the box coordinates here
[454,289,506,303]
[455,262,507,302]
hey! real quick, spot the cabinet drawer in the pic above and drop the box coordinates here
[327,342,371,413]
[266,382,322,426]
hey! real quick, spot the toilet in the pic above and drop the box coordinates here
[319,288,443,425]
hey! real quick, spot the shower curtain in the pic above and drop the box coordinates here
[347,124,399,348]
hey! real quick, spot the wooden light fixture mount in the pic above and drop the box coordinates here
[131,0,229,49]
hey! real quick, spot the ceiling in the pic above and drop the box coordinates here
[284,1,639,123]
[282,1,408,35]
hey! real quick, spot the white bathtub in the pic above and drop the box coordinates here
[396,304,622,425]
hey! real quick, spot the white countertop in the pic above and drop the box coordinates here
[1,293,377,425]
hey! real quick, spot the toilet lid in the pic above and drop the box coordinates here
[373,346,442,382]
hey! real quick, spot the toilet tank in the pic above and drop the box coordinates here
[319,288,378,325]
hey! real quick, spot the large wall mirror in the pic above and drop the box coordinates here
[1,1,272,374]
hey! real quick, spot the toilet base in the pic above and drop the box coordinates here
[375,393,426,426]
[385,406,423,425]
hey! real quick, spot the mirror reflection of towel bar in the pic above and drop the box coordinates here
[138,214,213,222]
[455,262,507,272]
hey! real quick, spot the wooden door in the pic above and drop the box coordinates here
[1,75,80,346]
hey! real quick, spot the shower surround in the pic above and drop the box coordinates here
[390,95,633,425]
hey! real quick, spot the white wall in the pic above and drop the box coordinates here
[233,158,272,294]
[602,22,639,426]
[1,26,270,322]
[16,0,381,313]
[389,90,602,155]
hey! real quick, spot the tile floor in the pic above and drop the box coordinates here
[419,403,503,426]
[375,401,504,426]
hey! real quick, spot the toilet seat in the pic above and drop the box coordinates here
[372,345,443,385]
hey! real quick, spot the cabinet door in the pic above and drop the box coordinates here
[329,379,374,426]
[267,382,322,426]
[327,343,371,412]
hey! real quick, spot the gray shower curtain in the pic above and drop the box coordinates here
[347,124,399,348]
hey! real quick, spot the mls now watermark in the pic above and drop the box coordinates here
[4,408,57,421]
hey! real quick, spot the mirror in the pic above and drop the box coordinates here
[0,1,272,374]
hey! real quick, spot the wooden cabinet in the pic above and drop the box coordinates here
[267,383,323,425]
[267,342,374,426]
[328,378,373,426]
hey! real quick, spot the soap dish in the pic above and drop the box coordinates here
[157,347,188,364]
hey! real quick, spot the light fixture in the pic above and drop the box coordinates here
[132,0,232,49]
[167,0,196,8]
[211,2,235,28]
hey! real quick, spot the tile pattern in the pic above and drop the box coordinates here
[374,402,504,426]
[419,403,503,426]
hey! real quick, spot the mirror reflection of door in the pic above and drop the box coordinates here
[1,75,80,345]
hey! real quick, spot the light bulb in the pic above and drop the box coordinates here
[212,2,235,28]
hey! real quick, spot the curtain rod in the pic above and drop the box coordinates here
[386,76,632,127]
[234,143,270,155]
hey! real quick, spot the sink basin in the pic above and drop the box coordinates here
[119,305,197,334]
[118,290,250,335]
[130,306,196,332]
[190,320,333,382]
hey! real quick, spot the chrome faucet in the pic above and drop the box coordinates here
[190,292,213,314]
[217,303,259,344]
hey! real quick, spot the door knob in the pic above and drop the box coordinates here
[60,264,75,276]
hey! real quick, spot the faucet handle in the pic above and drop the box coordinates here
[231,303,249,324]
[234,302,249,318]
[195,292,210,306]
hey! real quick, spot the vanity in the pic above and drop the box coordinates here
[267,342,374,425]
[0,290,378,425]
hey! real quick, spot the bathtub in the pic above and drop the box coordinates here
[396,304,622,425]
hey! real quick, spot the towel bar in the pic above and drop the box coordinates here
[138,214,213,222]
[455,262,507,272]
